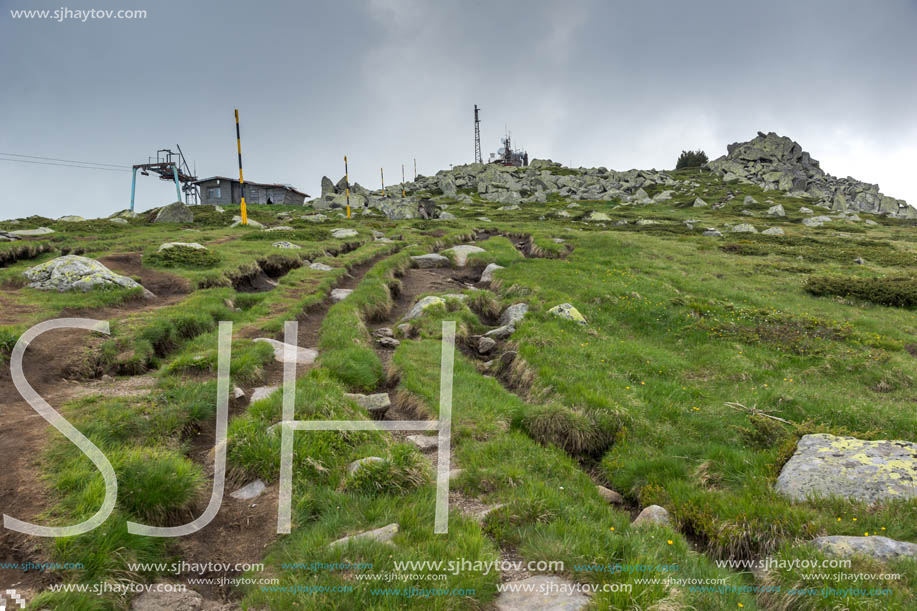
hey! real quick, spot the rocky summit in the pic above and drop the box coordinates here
[707,131,914,218]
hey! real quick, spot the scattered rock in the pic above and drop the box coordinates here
[632,504,671,528]
[327,523,399,549]
[743,195,758,205]
[480,263,504,283]
[693,197,708,208]
[232,386,246,400]
[854,256,865,265]
[549,303,587,324]
[373,327,394,338]
[478,336,497,354]
[376,336,400,348]
[703,229,723,237]
[310,262,334,271]
[407,435,438,453]
[302,213,328,222]
[811,536,917,562]
[158,241,206,252]
[596,485,624,504]
[231,215,264,228]
[485,325,515,340]
[403,295,446,321]
[761,227,785,236]
[253,338,318,365]
[331,228,358,239]
[444,244,486,267]
[24,255,143,292]
[767,204,786,217]
[586,211,611,221]
[273,241,300,249]
[731,223,758,233]
[411,253,450,268]
[330,288,353,303]
[9,226,54,236]
[776,434,917,504]
[344,393,391,416]
[348,456,385,475]
[230,479,266,500]
[249,386,278,403]
[799,206,813,214]
[108,217,128,225]
[153,201,194,223]
[499,303,529,327]
[58,215,85,222]
[802,215,832,227]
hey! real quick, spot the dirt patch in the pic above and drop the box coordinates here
[99,253,191,298]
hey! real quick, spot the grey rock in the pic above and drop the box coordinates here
[632,504,671,528]
[58,215,85,222]
[403,295,446,321]
[411,253,450,268]
[328,523,399,549]
[310,262,334,271]
[250,386,278,403]
[478,336,497,354]
[480,263,504,283]
[586,211,611,221]
[767,204,786,217]
[499,303,529,327]
[331,228,358,239]
[548,303,587,324]
[253,338,318,365]
[485,324,515,339]
[330,288,353,303]
[731,223,758,233]
[24,255,143,292]
[344,393,391,416]
[743,195,758,205]
[372,327,394,338]
[158,241,206,251]
[153,202,194,223]
[762,227,785,236]
[703,229,723,237]
[811,536,917,561]
[230,479,266,500]
[854,256,865,265]
[10,226,54,236]
[799,206,813,214]
[348,456,385,476]
[130,585,203,611]
[444,244,485,267]
[108,217,128,225]
[376,336,401,349]
[302,213,328,222]
[273,241,300,249]
[407,435,438,453]
[693,197,708,208]
[597,485,624,504]
[776,434,917,504]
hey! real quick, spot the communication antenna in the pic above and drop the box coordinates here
[474,105,482,164]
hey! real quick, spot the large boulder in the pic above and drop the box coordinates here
[24,255,143,292]
[403,295,446,321]
[775,434,917,504]
[443,244,485,267]
[811,536,917,562]
[152,201,193,223]
[549,303,587,324]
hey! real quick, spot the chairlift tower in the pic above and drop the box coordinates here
[130,145,199,211]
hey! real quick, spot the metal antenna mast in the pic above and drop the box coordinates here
[474,104,482,164]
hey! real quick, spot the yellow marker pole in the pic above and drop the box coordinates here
[235,109,247,225]
[381,167,385,196]
[401,164,405,197]
[344,155,351,219]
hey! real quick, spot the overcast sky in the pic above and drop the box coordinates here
[1,0,915,218]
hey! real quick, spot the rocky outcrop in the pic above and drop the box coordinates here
[707,132,914,218]
[152,201,194,223]
[24,255,143,292]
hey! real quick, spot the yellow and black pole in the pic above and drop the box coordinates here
[380,167,385,196]
[344,155,351,219]
[401,164,406,197]
[234,109,248,225]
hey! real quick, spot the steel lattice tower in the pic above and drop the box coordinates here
[474,105,482,164]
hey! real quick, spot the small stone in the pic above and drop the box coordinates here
[373,327,394,338]
[130,584,203,611]
[407,435,439,453]
[548,303,587,324]
[767,204,786,217]
[731,223,758,233]
[703,229,723,237]
[254,338,318,365]
[811,536,917,562]
[230,479,266,500]
[376,336,400,349]
[344,393,391,416]
[498,303,528,327]
[693,197,708,207]
[478,336,497,354]
[403,295,446,321]
[761,227,785,236]
[854,256,865,265]
[273,241,300,249]
[485,325,515,339]
[444,244,486,267]
[330,288,353,302]
[232,386,245,400]
[331,228,358,239]
[348,456,385,475]
[250,386,278,403]
[310,262,334,271]
[596,485,624,504]
[480,263,505,283]
[327,523,399,549]
[411,253,450,268]
[632,504,671,528]
[744,195,758,205]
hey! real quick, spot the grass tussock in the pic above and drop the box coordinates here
[344,444,431,495]
[146,244,221,268]
[804,275,917,308]
[522,403,619,458]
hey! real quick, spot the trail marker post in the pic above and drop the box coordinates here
[344,155,351,219]
[234,109,247,225]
